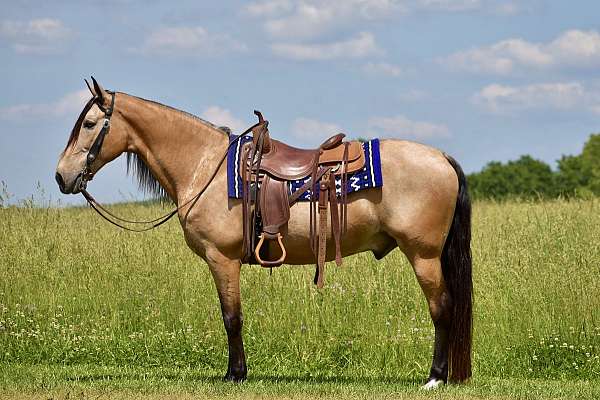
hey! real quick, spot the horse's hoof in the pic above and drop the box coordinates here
[421,379,444,390]
[223,373,246,383]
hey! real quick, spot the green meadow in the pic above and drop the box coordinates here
[1,199,599,399]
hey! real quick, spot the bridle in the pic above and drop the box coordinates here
[80,91,116,186]
[76,91,258,232]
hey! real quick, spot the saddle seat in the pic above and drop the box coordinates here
[242,134,365,181]
[255,141,317,180]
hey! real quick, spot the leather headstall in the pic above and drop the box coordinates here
[80,91,116,189]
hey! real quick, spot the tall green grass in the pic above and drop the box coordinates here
[1,199,599,382]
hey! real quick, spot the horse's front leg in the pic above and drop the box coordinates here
[205,251,246,382]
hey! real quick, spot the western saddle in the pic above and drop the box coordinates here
[240,111,366,287]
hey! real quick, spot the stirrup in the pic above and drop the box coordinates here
[254,233,287,267]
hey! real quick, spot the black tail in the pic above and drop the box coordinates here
[442,154,473,383]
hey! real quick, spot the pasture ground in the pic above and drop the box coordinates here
[1,199,599,399]
[1,364,600,399]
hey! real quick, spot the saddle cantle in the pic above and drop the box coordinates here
[240,111,366,287]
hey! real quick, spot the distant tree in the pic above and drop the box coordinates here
[580,134,600,195]
[555,133,600,197]
[469,155,555,199]
[555,155,587,197]
[468,161,511,199]
[468,133,600,200]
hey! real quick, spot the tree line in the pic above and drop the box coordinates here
[467,134,600,199]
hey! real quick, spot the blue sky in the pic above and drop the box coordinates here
[1,0,599,204]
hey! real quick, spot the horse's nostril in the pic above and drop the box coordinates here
[55,172,66,192]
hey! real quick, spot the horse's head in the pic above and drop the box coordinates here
[56,77,127,194]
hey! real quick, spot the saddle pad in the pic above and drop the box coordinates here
[227,136,383,200]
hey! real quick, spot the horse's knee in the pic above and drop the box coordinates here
[223,312,244,334]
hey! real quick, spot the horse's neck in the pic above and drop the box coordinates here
[119,94,228,203]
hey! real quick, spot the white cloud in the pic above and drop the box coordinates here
[418,0,481,12]
[290,117,343,139]
[263,3,334,40]
[0,90,89,121]
[416,0,525,14]
[551,30,600,66]
[493,2,520,15]
[472,82,600,114]
[200,106,246,132]
[245,0,293,17]
[442,29,600,74]
[249,0,526,65]
[0,18,73,54]
[368,115,450,140]
[246,0,522,40]
[249,1,405,40]
[136,26,247,56]
[363,62,404,77]
[271,32,382,60]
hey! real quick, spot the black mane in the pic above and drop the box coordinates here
[126,152,169,200]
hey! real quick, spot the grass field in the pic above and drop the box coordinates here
[1,198,599,399]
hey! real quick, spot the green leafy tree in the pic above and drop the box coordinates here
[555,155,588,197]
[469,133,600,199]
[580,134,600,194]
[469,161,511,199]
[555,134,600,197]
[469,156,555,199]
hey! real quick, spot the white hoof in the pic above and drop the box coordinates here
[421,379,445,390]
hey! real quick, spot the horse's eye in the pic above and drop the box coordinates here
[83,120,96,129]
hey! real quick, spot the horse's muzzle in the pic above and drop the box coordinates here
[55,171,83,194]
[55,172,66,193]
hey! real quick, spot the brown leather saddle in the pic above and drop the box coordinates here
[240,111,365,287]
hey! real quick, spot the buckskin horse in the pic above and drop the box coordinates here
[55,78,472,389]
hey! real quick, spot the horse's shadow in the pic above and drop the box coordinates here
[248,374,419,385]
[65,371,420,386]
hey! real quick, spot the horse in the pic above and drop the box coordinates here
[55,78,472,389]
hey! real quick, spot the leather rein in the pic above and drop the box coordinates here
[78,91,255,232]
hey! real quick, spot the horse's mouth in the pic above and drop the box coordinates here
[72,172,86,194]
[56,172,85,194]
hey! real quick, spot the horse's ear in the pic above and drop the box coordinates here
[91,76,107,103]
[84,79,96,97]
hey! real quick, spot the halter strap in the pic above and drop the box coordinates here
[86,91,116,171]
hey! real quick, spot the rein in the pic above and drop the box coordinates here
[78,92,257,232]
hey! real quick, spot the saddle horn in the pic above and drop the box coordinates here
[254,110,266,124]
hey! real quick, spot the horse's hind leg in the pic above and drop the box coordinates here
[409,254,452,389]
[206,254,247,382]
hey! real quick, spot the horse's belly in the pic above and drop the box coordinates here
[264,193,392,264]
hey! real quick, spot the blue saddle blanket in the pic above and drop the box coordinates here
[227,136,383,200]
